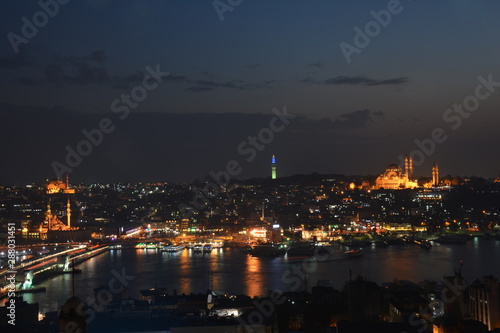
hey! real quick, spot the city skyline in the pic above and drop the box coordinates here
[1,1,500,183]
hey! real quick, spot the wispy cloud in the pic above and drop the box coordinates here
[185,86,214,93]
[0,46,35,69]
[14,50,162,88]
[308,61,325,68]
[185,78,273,93]
[245,64,260,70]
[331,109,385,129]
[11,49,273,92]
[301,75,410,86]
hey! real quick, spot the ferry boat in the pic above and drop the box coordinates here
[435,235,468,244]
[413,237,432,249]
[287,242,316,256]
[136,243,159,249]
[248,244,285,257]
[162,244,185,253]
[203,244,213,253]
[193,244,203,253]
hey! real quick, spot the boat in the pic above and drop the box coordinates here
[434,235,467,244]
[279,255,313,263]
[413,237,432,249]
[162,244,185,253]
[344,249,363,258]
[387,237,407,246]
[287,242,316,256]
[248,244,285,257]
[203,244,213,253]
[193,244,203,253]
[341,239,372,247]
[136,242,159,249]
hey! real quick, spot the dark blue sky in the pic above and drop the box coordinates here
[1,0,500,183]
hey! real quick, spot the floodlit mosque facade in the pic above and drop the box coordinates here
[375,155,439,189]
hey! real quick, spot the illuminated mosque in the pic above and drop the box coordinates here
[375,155,440,189]
[45,175,76,230]
[47,175,76,194]
[375,155,417,189]
[22,176,78,240]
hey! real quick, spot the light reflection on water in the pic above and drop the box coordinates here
[15,239,500,314]
[244,255,264,297]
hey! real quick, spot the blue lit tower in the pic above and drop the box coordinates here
[271,155,277,179]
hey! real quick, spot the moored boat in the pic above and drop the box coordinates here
[248,244,285,257]
[344,249,363,258]
[162,244,185,253]
[435,235,468,244]
[287,242,316,256]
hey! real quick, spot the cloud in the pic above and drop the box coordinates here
[43,51,110,85]
[185,86,214,93]
[301,75,410,86]
[165,74,189,82]
[330,109,385,130]
[365,77,410,86]
[308,61,325,68]
[245,64,260,70]
[200,71,215,78]
[186,78,273,93]
[87,50,107,63]
[300,77,317,84]
[0,46,35,69]
[12,49,273,92]
[14,50,152,88]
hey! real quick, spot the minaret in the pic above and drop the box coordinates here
[47,199,52,230]
[67,196,71,228]
[404,154,413,180]
[408,155,413,180]
[432,163,439,187]
[271,155,277,179]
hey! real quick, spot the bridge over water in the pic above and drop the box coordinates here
[0,245,108,296]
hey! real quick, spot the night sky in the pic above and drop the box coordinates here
[1,0,500,184]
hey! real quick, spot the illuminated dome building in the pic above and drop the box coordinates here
[375,156,418,189]
[47,175,76,194]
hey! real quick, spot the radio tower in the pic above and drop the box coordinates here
[271,155,277,179]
